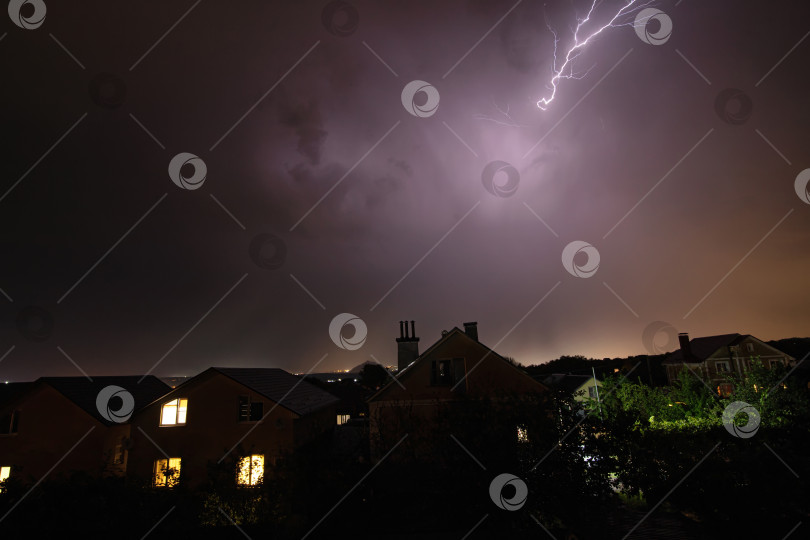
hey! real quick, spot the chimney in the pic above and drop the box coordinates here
[678,333,691,361]
[396,320,419,372]
[463,321,478,341]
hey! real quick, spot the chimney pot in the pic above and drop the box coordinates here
[463,321,478,341]
[678,333,691,361]
[396,319,420,372]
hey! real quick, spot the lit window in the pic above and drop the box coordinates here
[238,396,263,422]
[153,458,181,487]
[517,426,529,443]
[336,414,350,425]
[160,399,188,426]
[237,454,264,486]
[0,466,10,491]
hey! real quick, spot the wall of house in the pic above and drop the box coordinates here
[0,385,122,483]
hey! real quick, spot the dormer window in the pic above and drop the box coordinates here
[160,398,188,426]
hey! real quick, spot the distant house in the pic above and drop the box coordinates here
[542,373,602,403]
[127,367,339,488]
[662,333,795,395]
[367,321,547,459]
[0,376,169,486]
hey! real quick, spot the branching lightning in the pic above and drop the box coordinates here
[537,0,652,110]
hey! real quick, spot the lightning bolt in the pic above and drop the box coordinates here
[537,0,651,110]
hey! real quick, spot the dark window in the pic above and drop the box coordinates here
[431,358,465,386]
[0,411,19,434]
[238,396,264,422]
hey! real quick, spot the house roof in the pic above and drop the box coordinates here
[664,333,744,363]
[542,373,599,393]
[37,376,171,425]
[0,382,34,408]
[212,367,339,416]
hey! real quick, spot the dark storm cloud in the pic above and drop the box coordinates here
[276,91,328,165]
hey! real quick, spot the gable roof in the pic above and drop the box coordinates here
[212,367,339,416]
[36,376,170,425]
[664,333,748,363]
[542,373,600,393]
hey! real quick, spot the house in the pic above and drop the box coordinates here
[662,333,796,395]
[126,367,339,488]
[542,373,603,403]
[0,376,169,486]
[367,321,547,459]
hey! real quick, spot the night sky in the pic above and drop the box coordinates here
[1,0,809,381]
